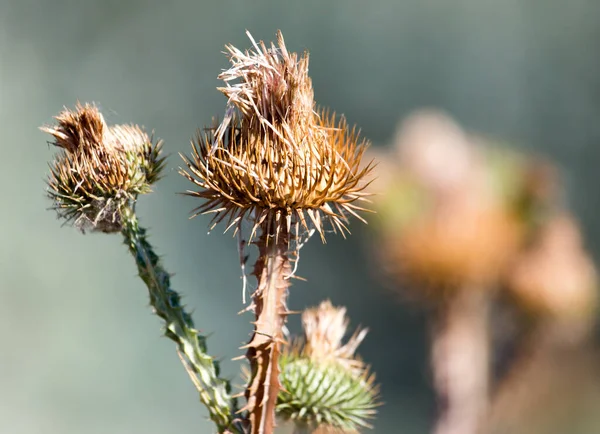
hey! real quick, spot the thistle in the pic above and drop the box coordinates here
[368,112,529,434]
[181,31,373,434]
[372,111,523,295]
[42,103,164,232]
[278,301,379,433]
[42,104,240,433]
[487,214,599,434]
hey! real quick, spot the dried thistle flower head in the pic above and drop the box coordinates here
[42,103,164,232]
[388,194,523,292]
[372,113,523,294]
[506,214,598,324]
[278,301,379,432]
[301,300,369,375]
[218,31,315,134]
[181,31,373,241]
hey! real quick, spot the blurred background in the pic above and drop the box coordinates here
[1,1,600,433]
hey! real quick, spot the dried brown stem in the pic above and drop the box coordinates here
[243,214,292,434]
[430,290,490,434]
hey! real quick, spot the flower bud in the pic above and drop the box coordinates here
[278,301,379,432]
[42,103,164,232]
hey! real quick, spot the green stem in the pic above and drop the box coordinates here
[121,205,241,433]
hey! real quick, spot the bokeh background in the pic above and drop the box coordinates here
[1,1,600,433]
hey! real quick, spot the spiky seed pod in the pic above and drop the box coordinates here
[42,103,164,232]
[217,31,315,141]
[181,31,374,434]
[278,301,379,432]
[181,31,373,242]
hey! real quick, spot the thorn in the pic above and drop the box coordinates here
[238,303,256,315]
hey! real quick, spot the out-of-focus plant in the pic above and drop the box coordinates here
[371,112,526,293]
[485,213,600,434]
[41,31,378,434]
[278,301,379,433]
[368,111,517,434]
[366,107,600,434]
[42,103,240,432]
[366,110,566,434]
[505,214,597,333]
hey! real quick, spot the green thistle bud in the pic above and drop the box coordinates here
[41,103,164,232]
[278,301,379,432]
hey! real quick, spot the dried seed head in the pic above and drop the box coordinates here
[42,103,164,232]
[42,103,107,153]
[506,214,598,324]
[218,30,315,133]
[372,113,524,295]
[301,300,368,376]
[181,31,373,241]
[387,194,523,292]
[278,301,379,432]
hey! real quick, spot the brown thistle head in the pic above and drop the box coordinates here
[506,214,598,328]
[181,31,373,241]
[371,112,523,297]
[300,300,369,376]
[217,31,315,134]
[42,103,164,232]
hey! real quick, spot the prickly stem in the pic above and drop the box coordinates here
[120,205,241,433]
[244,218,291,434]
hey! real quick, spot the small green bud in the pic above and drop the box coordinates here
[278,301,379,432]
[278,355,378,432]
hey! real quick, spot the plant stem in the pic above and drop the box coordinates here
[244,215,292,434]
[121,205,240,433]
[485,322,594,433]
[431,289,490,434]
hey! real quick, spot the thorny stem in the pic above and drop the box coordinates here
[431,289,490,434]
[244,215,292,434]
[121,205,241,433]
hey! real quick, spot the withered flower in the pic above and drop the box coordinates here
[42,103,164,232]
[181,31,372,241]
[181,31,373,434]
[506,214,598,327]
[373,111,523,295]
[368,112,531,434]
[301,300,369,376]
[278,301,379,432]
